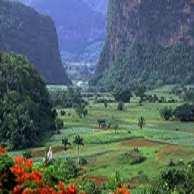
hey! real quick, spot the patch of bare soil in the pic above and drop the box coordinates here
[157,145,192,160]
[121,138,165,147]
[87,176,108,185]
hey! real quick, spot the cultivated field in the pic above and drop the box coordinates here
[10,85,194,191]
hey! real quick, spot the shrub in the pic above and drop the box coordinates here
[22,150,32,159]
[55,118,64,129]
[0,152,15,191]
[183,88,194,102]
[113,88,132,103]
[159,107,173,120]
[60,110,66,116]
[43,158,79,185]
[81,179,102,194]
[74,104,88,118]
[147,162,194,194]
[174,103,194,122]
[117,102,124,111]
[104,101,108,108]
[107,171,122,190]
[79,157,88,166]
[121,149,146,165]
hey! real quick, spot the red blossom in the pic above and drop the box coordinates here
[114,187,131,194]
[65,185,77,194]
[30,171,42,184]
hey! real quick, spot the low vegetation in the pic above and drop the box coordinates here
[1,54,194,193]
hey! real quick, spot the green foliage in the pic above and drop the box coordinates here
[74,135,84,165]
[93,0,194,90]
[121,148,146,165]
[0,53,56,149]
[107,171,122,190]
[0,154,13,173]
[62,137,71,151]
[111,116,119,134]
[113,87,132,103]
[0,154,15,191]
[55,118,64,130]
[43,158,79,185]
[22,150,32,159]
[174,104,194,122]
[104,101,108,108]
[135,85,146,101]
[138,117,146,129]
[159,107,174,121]
[74,135,84,147]
[79,157,88,166]
[148,162,194,194]
[60,110,66,116]
[183,88,194,103]
[0,0,70,84]
[74,104,88,118]
[117,102,124,111]
[49,87,85,108]
[80,179,102,194]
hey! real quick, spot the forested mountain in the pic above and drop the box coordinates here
[0,0,71,85]
[18,0,107,62]
[92,0,194,90]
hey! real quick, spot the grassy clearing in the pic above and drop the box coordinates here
[10,86,194,190]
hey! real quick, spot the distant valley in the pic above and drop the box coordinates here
[18,0,108,64]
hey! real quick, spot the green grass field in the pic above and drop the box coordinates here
[10,86,194,191]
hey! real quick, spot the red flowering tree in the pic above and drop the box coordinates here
[0,148,77,194]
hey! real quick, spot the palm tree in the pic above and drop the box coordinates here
[73,135,84,165]
[62,137,71,158]
[138,116,145,129]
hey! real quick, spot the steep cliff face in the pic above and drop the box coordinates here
[93,0,194,89]
[0,0,71,85]
[19,0,107,62]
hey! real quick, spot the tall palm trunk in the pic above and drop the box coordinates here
[77,145,80,166]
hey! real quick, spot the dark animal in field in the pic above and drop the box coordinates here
[97,119,111,129]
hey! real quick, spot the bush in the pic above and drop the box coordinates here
[113,88,132,103]
[117,102,124,111]
[22,150,32,159]
[55,118,64,129]
[107,171,122,190]
[159,107,173,120]
[0,153,15,191]
[81,179,102,194]
[79,157,88,166]
[43,158,79,185]
[121,148,146,165]
[147,161,194,194]
[60,110,66,116]
[174,104,194,122]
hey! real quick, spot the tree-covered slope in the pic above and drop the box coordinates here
[92,0,194,90]
[0,53,56,149]
[0,0,71,85]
